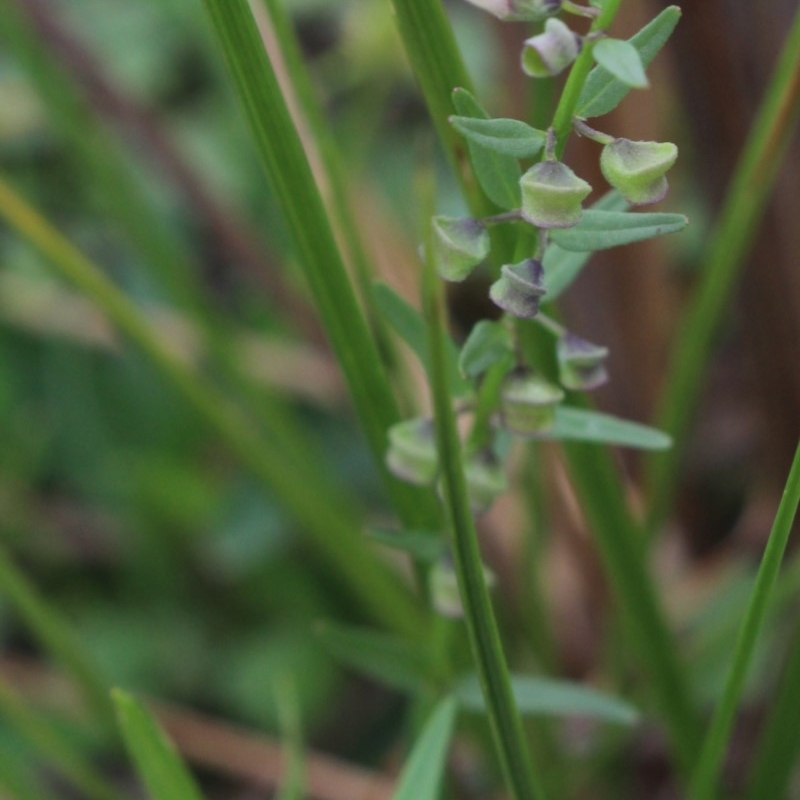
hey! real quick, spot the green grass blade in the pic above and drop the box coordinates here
[275,675,305,800]
[198,0,431,521]
[0,175,426,637]
[687,439,800,800]
[0,544,113,729]
[423,213,546,800]
[646,7,800,531]
[392,696,457,800]
[0,676,120,800]
[113,690,205,800]
[0,747,52,800]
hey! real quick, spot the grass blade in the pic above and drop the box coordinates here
[392,696,457,800]
[113,690,205,800]
[687,439,800,800]
[646,7,800,531]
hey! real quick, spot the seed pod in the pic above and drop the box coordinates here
[489,258,546,319]
[600,138,678,205]
[464,450,508,514]
[522,18,581,77]
[432,215,490,282]
[462,0,561,21]
[520,160,592,229]
[501,369,564,434]
[385,418,438,486]
[557,333,609,390]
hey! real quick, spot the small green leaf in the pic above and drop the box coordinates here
[392,697,458,800]
[113,689,205,800]
[550,210,688,252]
[578,6,681,118]
[539,406,672,450]
[452,89,521,210]
[542,191,628,300]
[371,282,468,396]
[449,116,547,159]
[456,674,640,725]
[315,623,431,693]
[366,528,446,563]
[459,320,514,379]
[592,38,649,89]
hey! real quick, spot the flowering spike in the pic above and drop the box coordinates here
[600,138,678,205]
[432,215,490,282]
[520,160,592,229]
[522,18,582,77]
[489,258,546,319]
[462,0,561,22]
[501,369,565,434]
[385,418,438,486]
[557,333,609,390]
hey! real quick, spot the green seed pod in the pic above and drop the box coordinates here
[432,215,490,282]
[600,138,678,205]
[463,0,561,21]
[430,557,495,618]
[489,258,546,319]
[520,160,592,229]
[464,450,508,514]
[557,333,609,390]
[501,369,565,434]
[385,418,438,486]
[522,18,581,77]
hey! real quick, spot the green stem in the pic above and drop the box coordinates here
[646,6,800,531]
[423,217,546,800]
[0,175,426,638]
[688,439,800,800]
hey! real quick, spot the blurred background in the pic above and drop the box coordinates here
[0,0,799,797]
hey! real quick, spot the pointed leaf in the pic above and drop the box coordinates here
[452,89,521,210]
[578,6,681,118]
[392,697,457,800]
[542,191,627,301]
[371,282,468,396]
[113,690,205,800]
[457,674,640,725]
[366,528,446,563]
[459,320,514,379]
[315,623,431,693]
[550,210,688,252]
[449,116,547,159]
[592,38,649,89]
[539,407,672,450]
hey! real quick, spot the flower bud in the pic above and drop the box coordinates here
[600,138,678,205]
[462,0,561,21]
[430,556,495,618]
[385,418,438,486]
[520,160,592,229]
[522,18,581,77]
[464,450,507,514]
[557,333,609,390]
[489,258,546,319]
[501,369,564,434]
[432,215,490,282]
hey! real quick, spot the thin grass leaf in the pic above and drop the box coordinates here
[452,90,522,210]
[537,407,671,450]
[542,191,627,300]
[275,675,304,800]
[392,697,457,800]
[577,6,681,118]
[113,690,205,800]
[687,440,800,800]
[457,674,640,726]
[372,281,468,396]
[550,210,687,252]
[449,117,547,159]
[315,623,432,693]
[592,39,649,89]
[0,748,52,800]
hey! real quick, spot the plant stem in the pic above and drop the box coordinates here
[646,6,800,532]
[423,218,546,800]
[687,439,800,800]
